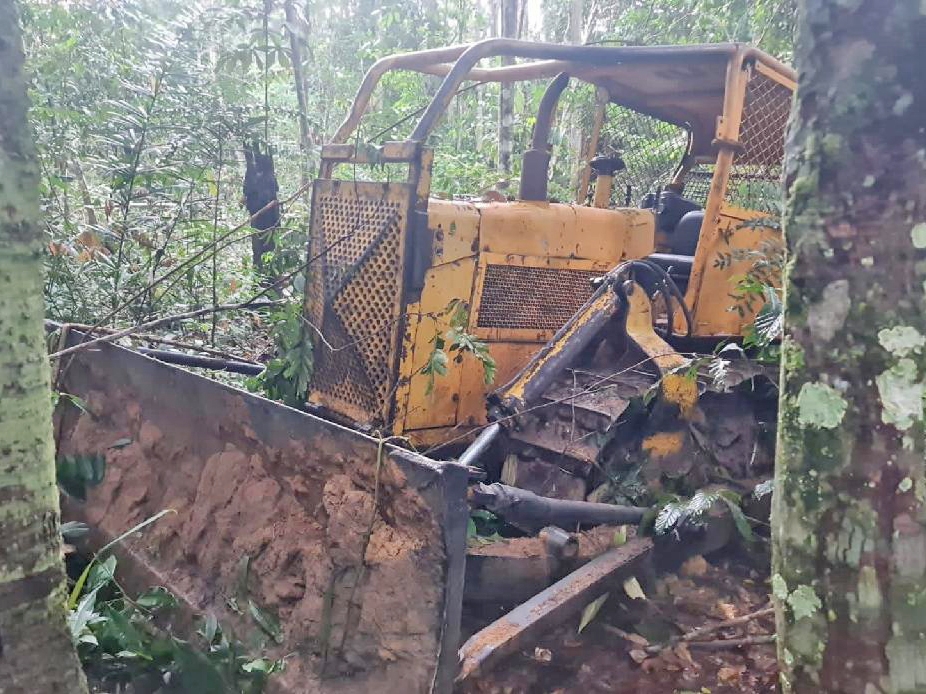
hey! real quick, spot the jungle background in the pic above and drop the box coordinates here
[26,0,794,369]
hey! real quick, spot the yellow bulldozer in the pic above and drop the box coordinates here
[48,38,797,693]
[303,39,793,504]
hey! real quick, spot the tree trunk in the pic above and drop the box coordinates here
[284,0,313,187]
[0,3,89,692]
[773,1,926,692]
[565,0,585,200]
[497,0,518,176]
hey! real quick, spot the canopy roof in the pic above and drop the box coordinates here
[333,40,795,156]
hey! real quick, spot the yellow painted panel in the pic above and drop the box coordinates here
[614,208,657,260]
[391,299,420,436]
[399,257,478,432]
[426,199,480,265]
[456,341,546,428]
[684,204,781,337]
[477,201,654,263]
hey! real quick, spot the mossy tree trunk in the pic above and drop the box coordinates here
[0,3,88,691]
[773,0,926,692]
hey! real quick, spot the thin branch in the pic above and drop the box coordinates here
[645,604,775,654]
[49,301,282,359]
[686,634,775,649]
[86,181,311,331]
[211,138,223,344]
[680,605,774,643]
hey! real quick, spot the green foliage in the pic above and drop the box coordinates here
[421,298,496,395]
[753,478,774,499]
[653,488,754,542]
[247,302,312,407]
[57,453,106,501]
[69,553,283,693]
[466,509,503,547]
[51,391,90,414]
[65,508,282,691]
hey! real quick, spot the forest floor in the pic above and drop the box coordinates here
[459,553,777,694]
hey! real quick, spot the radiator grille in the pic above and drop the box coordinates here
[306,181,409,421]
[476,264,601,331]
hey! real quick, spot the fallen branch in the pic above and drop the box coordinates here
[686,634,775,649]
[49,300,282,359]
[52,322,266,361]
[645,604,774,654]
[135,348,263,376]
[680,605,774,642]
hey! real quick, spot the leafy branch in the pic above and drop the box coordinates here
[420,298,496,395]
[246,302,313,407]
[653,487,754,542]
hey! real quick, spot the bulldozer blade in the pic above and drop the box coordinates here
[51,326,469,694]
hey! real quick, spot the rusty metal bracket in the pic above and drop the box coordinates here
[457,537,654,683]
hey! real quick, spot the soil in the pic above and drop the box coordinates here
[466,526,625,562]
[458,554,777,694]
[56,348,453,694]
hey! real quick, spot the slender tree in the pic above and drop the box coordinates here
[773,0,926,691]
[497,0,518,175]
[0,2,88,691]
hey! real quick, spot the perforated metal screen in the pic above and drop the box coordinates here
[476,264,601,331]
[306,180,412,423]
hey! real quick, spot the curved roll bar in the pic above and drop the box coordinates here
[330,39,771,146]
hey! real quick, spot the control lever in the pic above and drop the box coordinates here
[589,155,626,208]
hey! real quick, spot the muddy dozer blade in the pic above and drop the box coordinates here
[52,328,468,694]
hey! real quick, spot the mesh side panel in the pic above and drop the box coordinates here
[476,265,601,331]
[679,72,792,214]
[725,71,792,213]
[307,183,409,421]
[681,166,715,207]
[331,224,403,406]
[598,105,689,205]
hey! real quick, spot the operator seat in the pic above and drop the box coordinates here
[654,190,704,256]
[644,190,704,294]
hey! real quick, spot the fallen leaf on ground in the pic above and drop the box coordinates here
[718,664,746,685]
[680,555,709,577]
[628,649,649,664]
[717,602,737,619]
[578,593,610,633]
[623,576,646,600]
[533,647,552,663]
[674,642,695,666]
